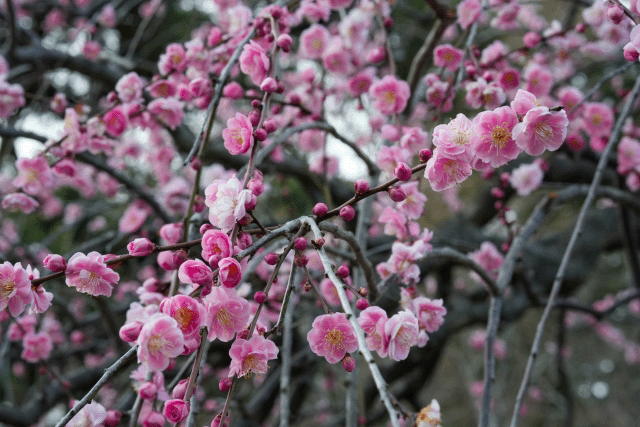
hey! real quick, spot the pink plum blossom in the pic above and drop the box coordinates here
[205,176,253,231]
[470,106,521,168]
[369,76,410,115]
[300,24,330,59]
[21,331,53,363]
[307,313,358,364]
[65,251,120,297]
[148,98,184,129]
[582,102,614,137]
[397,182,427,220]
[202,286,250,342]
[228,335,279,377]
[510,89,539,116]
[512,106,569,156]
[158,43,187,75]
[457,0,482,30]
[617,137,640,175]
[14,156,53,195]
[433,44,464,72]
[178,259,213,287]
[509,162,544,196]
[0,262,32,317]
[385,310,419,361]
[160,295,205,340]
[163,399,190,423]
[223,113,254,155]
[115,72,144,103]
[201,229,232,267]
[411,297,447,333]
[1,193,39,214]
[469,242,504,278]
[424,148,473,191]
[239,41,270,86]
[66,402,107,427]
[218,257,242,288]
[137,312,185,371]
[432,113,474,157]
[358,306,389,357]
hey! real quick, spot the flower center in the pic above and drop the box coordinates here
[311,38,323,52]
[215,307,233,327]
[382,91,396,105]
[242,354,261,376]
[325,328,344,348]
[175,306,195,331]
[491,125,510,149]
[591,113,603,126]
[147,332,169,356]
[0,279,15,299]
[534,122,553,140]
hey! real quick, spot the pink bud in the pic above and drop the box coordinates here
[142,411,164,427]
[200,223,214,235]
[260,77,278,93]
[139,382,158,400]
[160,223,182,245]
[157,251,179,270]
[104,410,122,427]
[356,298,369,310]
[248,179,264,196]
[388,186,406,202]
[494,201,503,210]
[394,162,412,181]
[574,23,586,33]
[354,179,370,194]
[163,399,190,424]
[254,291,267,304]
[607,4,625,24]
[381,124,400,141]
[294,237,308,251]
[263,118,278,133]
[222,82,244,99]
[219,378,232,391]
[383,17,393,27]
[43,254,67,272]
[367,46,386,63]
[340,205,355,221]
[294,254,309,267]
[313,203,328,216]
[127,238,156,257]
[624,43,639,61]
[277,34,293,52]
[249,110,261,127]
[172,379,189,399]
[523,32,541,48]
[244,194,258,211]
[218,257,242,288]
[251,99,262,109]
[336,265,349,278]
[341,354,356,372]
[119,322,143,342]
[419,149,432,163]
[358,287,368,297]
[490,187,504,198]
[237,329,250,339]
[265,252,279,265]
[312,237,325,247]
[255,128,268,141]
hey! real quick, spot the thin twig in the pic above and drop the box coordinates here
[279,269,297,427]
[302,217,399,427]
[55,346,137,427]
[509,74,640,427]
[568,62,635,116]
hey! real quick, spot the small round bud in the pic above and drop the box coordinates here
[254,291,267,304]
[523,32,541,49]
[419,149,433,163]
[607,4,625,25]
[104,410,122,427]
[190,157,202,171]
[251,99,262,109]
[219,378,232,391]
[394,162,412,181]
[238,214,252,226]
[367,46,386,63]
[265,252,279,265]
[294,254,309,267]
[490,187,504,199]
[624,42,639,61]
[260,77,278,93]
[294,237,308,251]
[263,118,278,133]
[254,128,268,141]
[388,186,407,202]
[356,298,369,310]
[237,329,250,339]
[383,17,393,27]
[340,205,355,221]
[312,237,325,248]
[249,110,261,127]
[277,34,293,52]
[43,254,67,272]
[303,281,312,292]
[336,265,350,279]
[341,354,356,372]
[358,287,369,297]
[354,179,370,194]
[276,82,285,94]
[501,242,510,252]
[494,201,503,210]
[313,203,328,217]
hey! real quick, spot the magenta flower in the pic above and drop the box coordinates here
[14,156,53,195]
[0,262,33,317]
[127,238,156,257]
[385,310,419,361]
[1,193,39,214]
[223,113,254,156]
[178,259,213,287]
[300,24,330,59]
[229,335,279,377]
[411,297,447,333]
[470,106,521,168]
[201,229,232,267]
[358,306,389,357]
[433,44,464,72]
[65,252,120,297]
[307,313,358,364]
[424,148,473,192]
[148,98,184,130]
[369,76,410,115]
[163,399,190,423]
[205,176,253,231]
[218,257,242,288]
[239,41,270,86]
[160,295,205,340]
[137,313,185,371]
[512,106,569,156]
[21,331,53,363]
[509,162,544,196]
[203,286,250,342]
[103,107,128,137]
